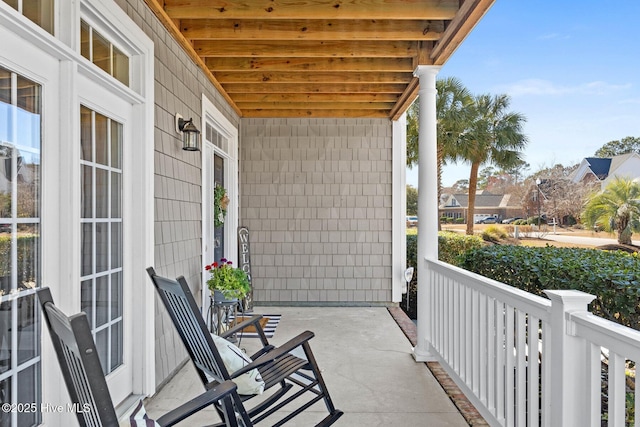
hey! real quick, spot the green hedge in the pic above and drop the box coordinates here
[459,245,640,330]
[403,232,484,318]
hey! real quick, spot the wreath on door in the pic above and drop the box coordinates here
[214,185,229,227]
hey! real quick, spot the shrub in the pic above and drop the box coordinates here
[455,217,465,224]
[403,232,484,319]
[459,245,640,330]
[481,225,508,242]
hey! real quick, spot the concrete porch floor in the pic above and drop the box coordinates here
[145,306,469,426]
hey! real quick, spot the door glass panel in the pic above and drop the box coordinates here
[214,154,224,261]
[80,107,123,375]
[0,66,42,426]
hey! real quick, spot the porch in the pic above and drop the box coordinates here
[145,305,478,426]
[146,258,640,427]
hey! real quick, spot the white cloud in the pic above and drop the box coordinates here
[494,79,632,97]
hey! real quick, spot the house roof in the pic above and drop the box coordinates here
[145,0,495,119]
[571,152,640,183]
[445,193,514,209]
[584,157,612,180]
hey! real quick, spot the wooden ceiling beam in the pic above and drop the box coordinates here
[194,40,418,58]
[222,83,406,94]
[235,101,395,110]
[164,0,460,21]
[180,19,445,41]
[431,0,494,65]
[205,57,414,72]
[241,108,391,118]
[230,93,399,103]
[214,71,413,84]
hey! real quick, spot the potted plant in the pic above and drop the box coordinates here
[205,258,250,302]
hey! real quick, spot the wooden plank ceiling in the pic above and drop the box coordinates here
[146,0,494,119]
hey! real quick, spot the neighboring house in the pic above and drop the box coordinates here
[0,1,494,425]
[570,152,640,190]
[440,192,523,223]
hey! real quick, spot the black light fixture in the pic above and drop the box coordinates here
[175,113,201,151]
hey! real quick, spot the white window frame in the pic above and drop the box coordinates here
[201,95,239,312]
[0,0,155,421]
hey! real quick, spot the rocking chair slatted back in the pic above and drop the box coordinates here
[147,268,228,385]
[38,287,122,427]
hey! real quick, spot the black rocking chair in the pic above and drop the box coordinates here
[37,287,244,427]
[146,267,343,427]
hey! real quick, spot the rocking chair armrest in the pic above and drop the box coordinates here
[232,330,314,377]
[156,380,238,426]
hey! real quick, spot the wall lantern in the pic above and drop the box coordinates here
[175,113,201,151]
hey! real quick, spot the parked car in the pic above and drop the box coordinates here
[406,216,418,228]
[501,217,522,224]
[477,216,498,224]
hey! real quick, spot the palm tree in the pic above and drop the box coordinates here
[457,94,528,234]
[582,177,640,245]
[406,78,472,221]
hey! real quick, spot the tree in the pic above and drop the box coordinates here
[594,136,640,157]
[406,77,472,196]
[457,94,528,234]
[406,185,418,215]
[582,177,640,245]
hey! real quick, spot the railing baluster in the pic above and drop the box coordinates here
[516,310,527,427]
[505,304,515,426]
[527,315,540,427]
[587,343,600,427]
[608,352,625,427]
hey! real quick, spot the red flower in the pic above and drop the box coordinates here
[213,262,218,268]
[205,265,211,271]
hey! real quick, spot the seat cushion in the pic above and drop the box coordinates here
[119,400,160,427]
[211,334,265,395]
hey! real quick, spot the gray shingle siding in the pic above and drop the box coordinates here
[240,118,394,305]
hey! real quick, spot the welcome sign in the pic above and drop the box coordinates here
[238,226,252,311]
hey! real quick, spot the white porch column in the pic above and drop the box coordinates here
[413,65,441,362]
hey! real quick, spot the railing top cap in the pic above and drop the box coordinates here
[544,290,596,307]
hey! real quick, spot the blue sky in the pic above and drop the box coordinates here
[407,1,640,188]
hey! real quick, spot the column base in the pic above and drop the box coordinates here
[412,345,436,362]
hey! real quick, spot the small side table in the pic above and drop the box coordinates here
[208,295,239,340]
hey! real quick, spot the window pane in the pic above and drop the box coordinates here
[17,225,39,291]
[81,165,93,218]
[92,31,111,77]
[81,279,93,329]
[0,302,10,375]
[95,168,108,218]
[96,328,108,375]
[111,222,121,269]
[111,172,121,218]
[80,106,92,161]
[111,121,122,169]
[95,223,108,272]
[0,377,11,425]
[81,223,93,277]
[110,320,122,371]
[95,112,108,166]
[111,271,122,320]
[96,275,108,327]
[17,362,41,426]
[17,152,40,218]
[112,46,129,87]
[16,75,40,115]
[17,294,38,365]
[0,149,12,219]
[81,20,91,61]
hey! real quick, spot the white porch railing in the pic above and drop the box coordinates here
[425,258,640,427]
